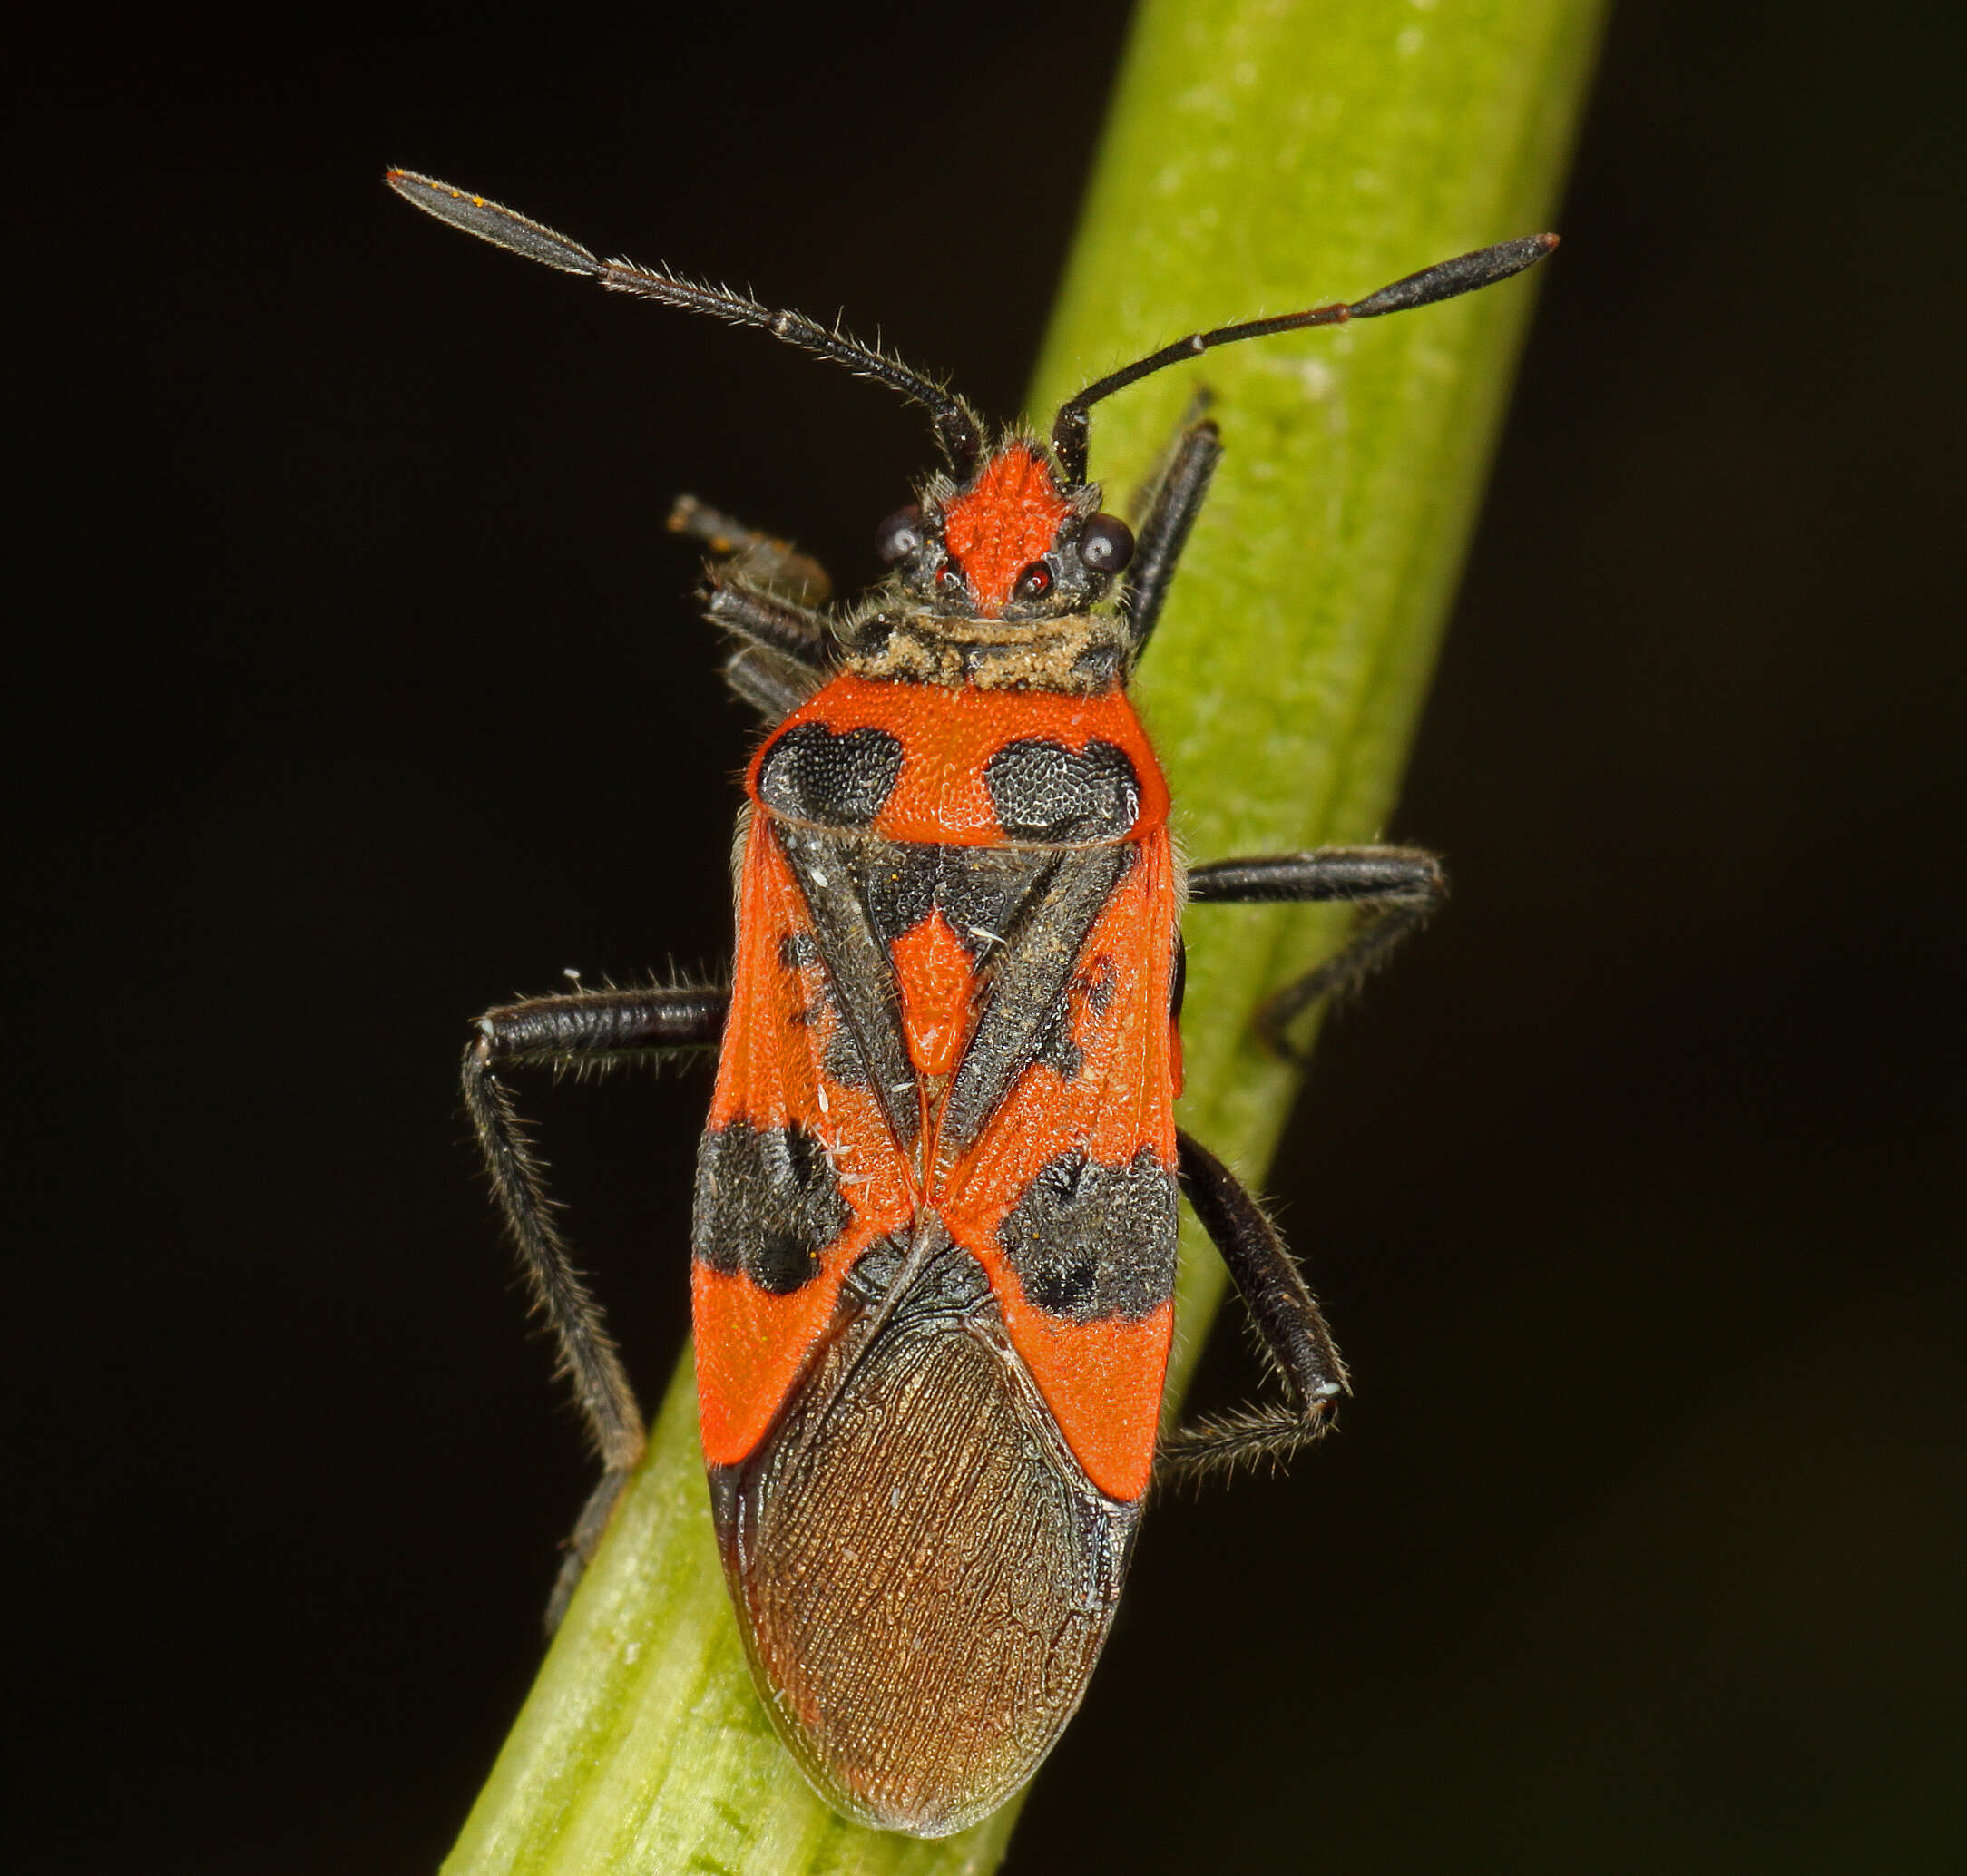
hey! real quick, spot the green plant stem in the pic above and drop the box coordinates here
[442,1,1605,1869]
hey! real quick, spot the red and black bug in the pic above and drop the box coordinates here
[393,168,1552,1837]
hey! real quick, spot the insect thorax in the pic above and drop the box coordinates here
[842,607,1133,694]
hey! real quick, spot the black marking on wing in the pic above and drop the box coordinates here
[938,845,1132,1157]
[776,920,869,1089]
[774,823,920,1147]
[778,932,822,970]
[693,1118,850,1294]
[996,1148,1179,1321]
[772,824,1136,1162]
[841,1225,994,1315]
[856,843,1060,952]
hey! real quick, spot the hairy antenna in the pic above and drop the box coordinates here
[387,171,984,474]
[1051,232,1558,484]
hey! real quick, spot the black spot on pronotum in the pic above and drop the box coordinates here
[758,722,905,828]
[693,1119,851,1295]
[985,738,1140,843]
[996,1149,1177,1321]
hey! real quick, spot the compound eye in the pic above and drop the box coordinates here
[875,503,925,564]
[1078,512,1135,574]
[1013,562,1053,602]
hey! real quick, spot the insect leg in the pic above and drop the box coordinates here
[699,570,832,664]
[1186,847,1445,1062]
[1121,414,1222,663]
[666,495,839,718]
[687,564,836,720]
[719,644,831,722]
[464,979,729,1626]
[669,493,833,606]
[1161,1130,1346,1482]
[687,566,836,719]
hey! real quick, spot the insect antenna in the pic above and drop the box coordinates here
[387,171,984,474]
[1050,231,1559,484]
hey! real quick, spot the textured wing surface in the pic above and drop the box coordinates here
[759,817,1182,1501]
[939,827,1182,1503]
[691,817,912,1465]
[703,690,1183,1830]
[716,1239,1139,1838]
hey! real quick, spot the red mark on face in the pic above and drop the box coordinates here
[939,443,1072,613]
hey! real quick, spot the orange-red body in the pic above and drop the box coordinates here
[690,445,1188,1832]
[697,675,1179,1496]
[396,162,1553,1848]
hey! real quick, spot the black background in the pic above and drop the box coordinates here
[11,0,1963,1870]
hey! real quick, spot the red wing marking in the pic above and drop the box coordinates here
[985,1300,1173,1503]
[938,831,1181,1500]
[692,1269,844,1468]
[696,819,915,1466]
[714,684,1183,1494]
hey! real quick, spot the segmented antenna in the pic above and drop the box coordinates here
[387,171,984,474]
[1051,233,1559,484]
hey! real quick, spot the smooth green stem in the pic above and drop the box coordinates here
[443,1,1604,1869]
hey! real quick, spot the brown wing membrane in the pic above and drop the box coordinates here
[711,1229,1139,1838]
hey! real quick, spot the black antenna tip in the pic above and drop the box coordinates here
[1350,231,1561,321]
[385,169,602,278]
